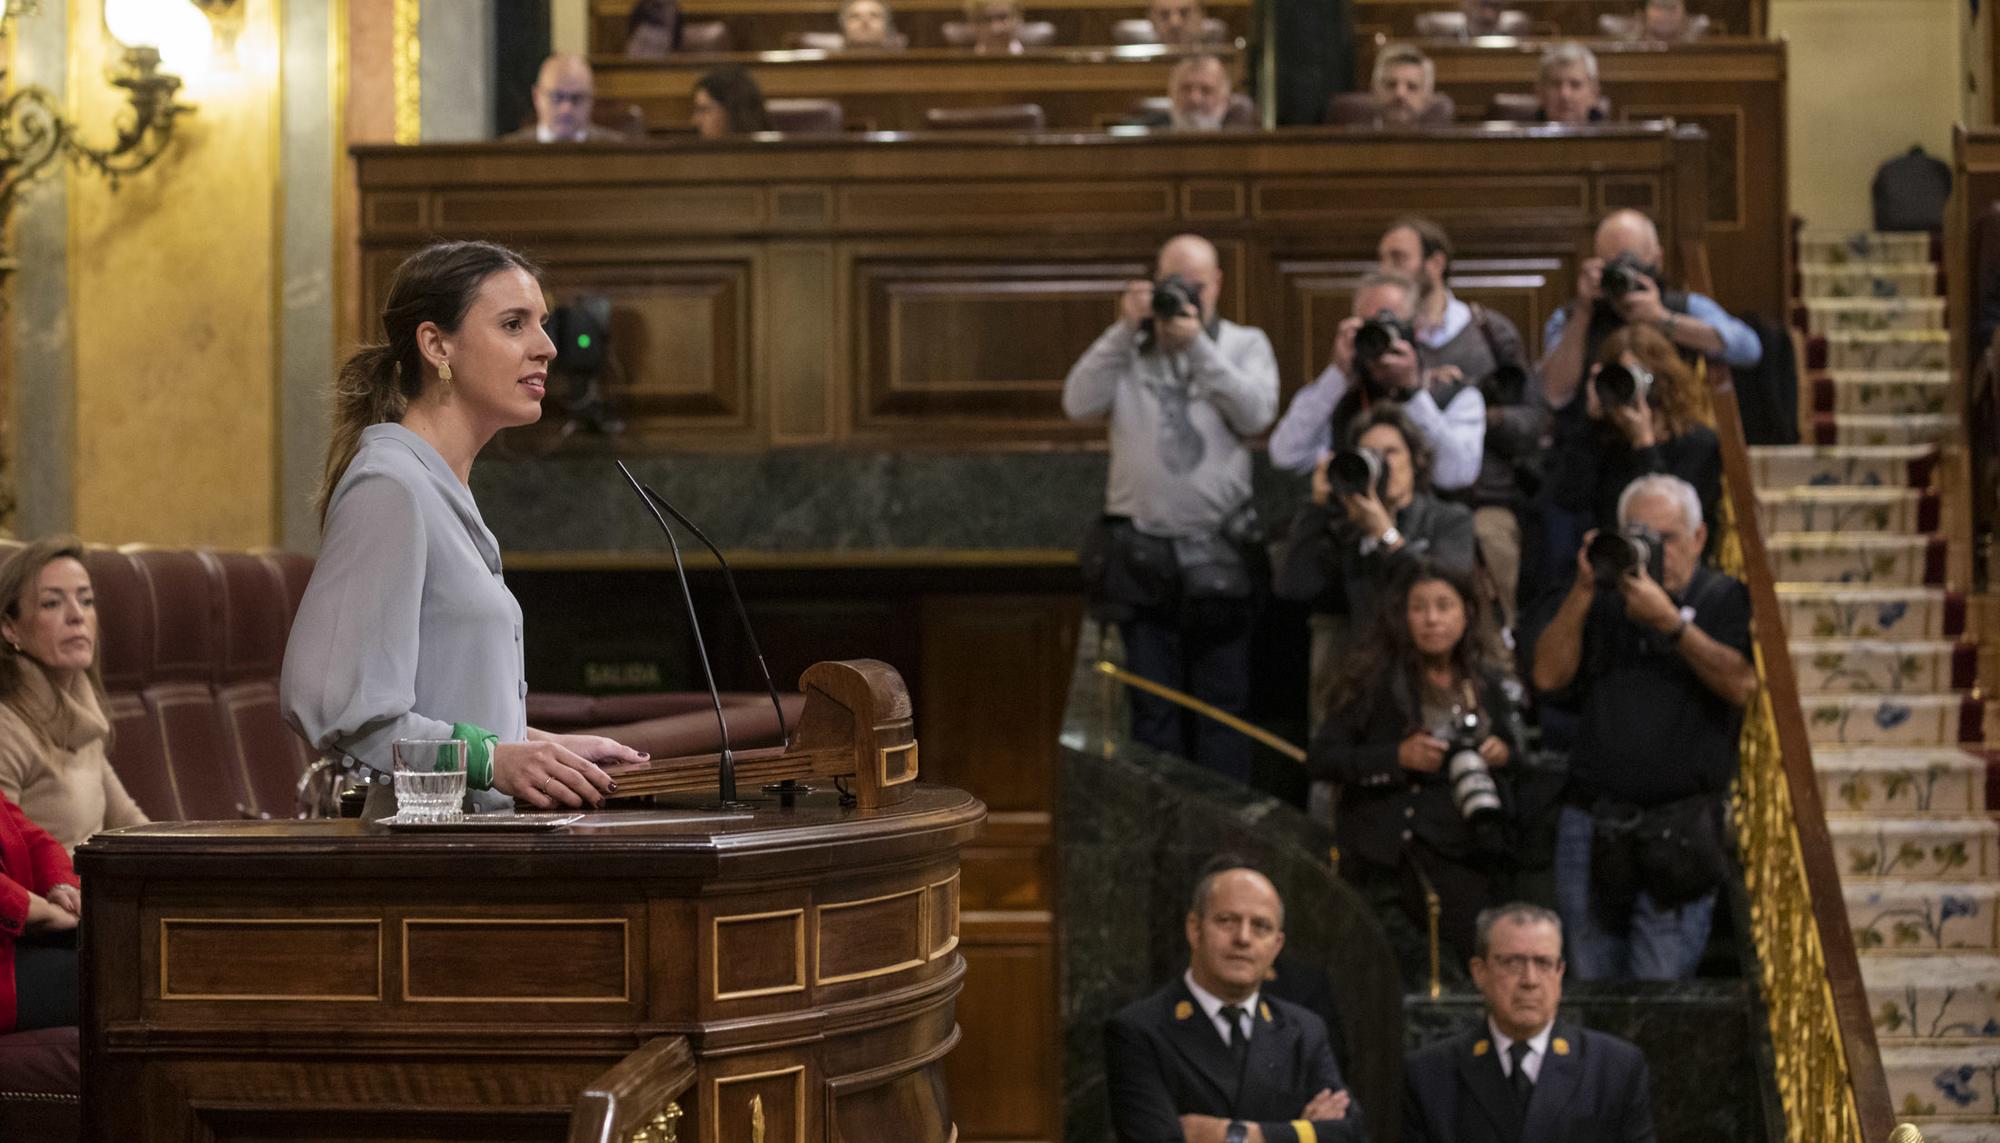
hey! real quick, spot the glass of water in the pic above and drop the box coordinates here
[393,739,466,824]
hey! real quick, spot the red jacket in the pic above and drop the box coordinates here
[0,793,78,1030]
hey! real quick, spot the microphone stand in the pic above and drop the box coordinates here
[633,484,791,746]
[616,462,750,809]
[632,481,808,804]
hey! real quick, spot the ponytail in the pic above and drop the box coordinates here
[312,240,543,530]
[315,345,416,525]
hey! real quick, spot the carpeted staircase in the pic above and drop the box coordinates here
[1760,232,1999,1141]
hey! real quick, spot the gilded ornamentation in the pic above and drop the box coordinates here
[1716,471,1868,1141]
[1686,360,1877,1141]
[627,1101,682,1143]
[392,0,421,145]
[0,0,191,277]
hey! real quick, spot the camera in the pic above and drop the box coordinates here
[1326,447,1387,500]
[1139,273,1203,351]
[1151,273,1201,321]
[1352,309,1416,386]
[1595,361,1653,407]
[1588,524,1666,587]
[1600,252,1654,298]
[1443,711,1502,826]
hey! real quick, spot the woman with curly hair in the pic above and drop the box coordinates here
[1553,323,1721,540]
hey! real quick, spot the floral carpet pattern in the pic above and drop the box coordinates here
[1777,233,2000,1141]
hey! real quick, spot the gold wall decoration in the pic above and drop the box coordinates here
[0,0,197,282]
[391,0,419,144]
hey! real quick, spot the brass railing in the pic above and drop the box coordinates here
[1699,325,1894,1142]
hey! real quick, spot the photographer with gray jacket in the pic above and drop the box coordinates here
[1066,233,1280,782]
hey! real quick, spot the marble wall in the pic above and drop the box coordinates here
[470,446,1311,555]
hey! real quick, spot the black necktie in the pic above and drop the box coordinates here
[1507,1041,1534,1109]
[1219,1005,1248,1064]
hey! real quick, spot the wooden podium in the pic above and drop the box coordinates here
[76,661,983,1142]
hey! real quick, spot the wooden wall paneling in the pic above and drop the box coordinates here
[588,0,1758,53]
[767,242,843,444]
[357,126,1713,447]
[1365,38,1786,317]
[917,593,1077,1142]
[1348,0,1759,41]
[85,792,985,1142]
[542,255,759,432]
[591,48,1245,133]
[589,0,1254,53]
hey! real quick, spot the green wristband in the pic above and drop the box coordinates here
[450,723,498,790]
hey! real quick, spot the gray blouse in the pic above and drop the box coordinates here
[281,424,524,812]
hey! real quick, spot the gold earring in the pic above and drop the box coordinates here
[438,361,453,383]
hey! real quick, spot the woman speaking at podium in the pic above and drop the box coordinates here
[281,241,643,814]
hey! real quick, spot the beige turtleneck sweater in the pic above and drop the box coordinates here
[0,663,148,852]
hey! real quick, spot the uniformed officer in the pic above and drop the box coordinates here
[1103,867,1367,1143]
[1403,903,1657,1143]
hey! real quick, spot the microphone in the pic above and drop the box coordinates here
[616,461,748,808]
[630,480,791,748]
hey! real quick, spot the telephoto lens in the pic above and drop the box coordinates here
[1595,361,1653,407]
[1326,448,1385,499]
[1444,713,1501,823]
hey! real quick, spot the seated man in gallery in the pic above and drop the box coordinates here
[500,53,626,143]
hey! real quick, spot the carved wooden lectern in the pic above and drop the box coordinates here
[76,661,982,1142]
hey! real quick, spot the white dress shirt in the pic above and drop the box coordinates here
[1185,970,1261,1045]
[1488,1018,1554,1084]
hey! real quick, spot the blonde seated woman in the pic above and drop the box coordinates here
[0,537,147,853]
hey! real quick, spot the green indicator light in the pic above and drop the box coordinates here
[577,334,593,349]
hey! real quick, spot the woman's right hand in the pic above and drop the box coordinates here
[25,892,78,935]
[493,740,615,810]
[1396,732,1447,773]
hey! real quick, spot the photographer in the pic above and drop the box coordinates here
[1527,474,1756,981]
[1307,558,1523,978]
[1276,406,1475,726]
[1269,272,1486,496]
[1378,218,1547,627]
[1552,325,1721,542]
[1540,209,1761,414]
[1065,233,1280,782]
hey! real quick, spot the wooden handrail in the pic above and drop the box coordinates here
[1693,236,1895,1139]
[567,1036,697,1143]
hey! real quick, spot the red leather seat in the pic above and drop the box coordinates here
[1325,90,1457,127]
[0,1025,79,1142]
[939,19,1058,46]
[1485,91,1614,122]
[12,541,790,823]
[924,103,1047,131]
[1109,16,1232,43]
[204,552,318,818]
[766,98,847,134]
[124,548,252,822]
